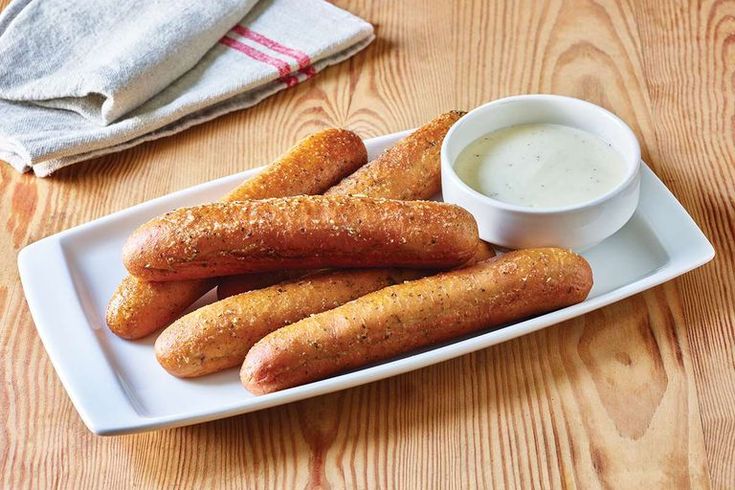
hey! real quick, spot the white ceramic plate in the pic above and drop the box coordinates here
[18,130,714,435]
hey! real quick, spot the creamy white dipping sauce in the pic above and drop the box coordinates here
[454,123,627,208]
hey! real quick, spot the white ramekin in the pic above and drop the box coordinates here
[441,94,641,250]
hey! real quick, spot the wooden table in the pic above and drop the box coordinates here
[1,1,733,487]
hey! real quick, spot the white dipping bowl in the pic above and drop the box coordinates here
[441,94,641,250]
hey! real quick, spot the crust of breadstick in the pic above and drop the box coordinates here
[242,248,593,394]
[155,242,494,377]
[106,129,367,339]
[214,111,467,300]
[155,269,426,377]
[326,111,465,200]
[123,196,480,281]
[224,129,368,201]
[106,276,216,340]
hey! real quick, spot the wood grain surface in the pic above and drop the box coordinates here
[1,0,733,488]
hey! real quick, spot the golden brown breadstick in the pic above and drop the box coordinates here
[326,110,465,199]
[156,242,494,377]
[123,196,480,281]
[107,276,216,340]
[242,248,593,394]
[213,111,466,300]
[106,129,367,339]
[223,129,368,201]
[155,269,425,377]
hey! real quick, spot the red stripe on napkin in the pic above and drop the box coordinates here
[231,26,315,81]
[232,25,311,69]
[219,36,299,87]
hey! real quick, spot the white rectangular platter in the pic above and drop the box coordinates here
[18,130,714,435]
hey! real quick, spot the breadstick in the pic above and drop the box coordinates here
[123,196,480,281]
[224,129,368,201]
[326,110,464,199]
[242,248,593,394]
[106,129,367,339]
[156,269,425,377]
[216,111,465,298]
[107,276,217,340]
[155,242,494,377]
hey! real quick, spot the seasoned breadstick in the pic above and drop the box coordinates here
[223,129,368,201]
[214,111,466,297]
[326,110,465,199]
[107,276,217,340]
[214,111,466,298]
[242,248,593,394]
[156,269,425,377]
[123,196,480,281]
[106,129,367,339]
[156,242,494,377]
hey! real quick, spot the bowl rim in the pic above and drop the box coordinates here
[441,94,642,215]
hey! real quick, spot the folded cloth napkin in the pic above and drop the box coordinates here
[0,0,374,176]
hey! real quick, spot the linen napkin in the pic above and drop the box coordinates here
[0,0,374,176]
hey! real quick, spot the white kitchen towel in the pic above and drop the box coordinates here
[0,0,260,125]
[0,0,374,176]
